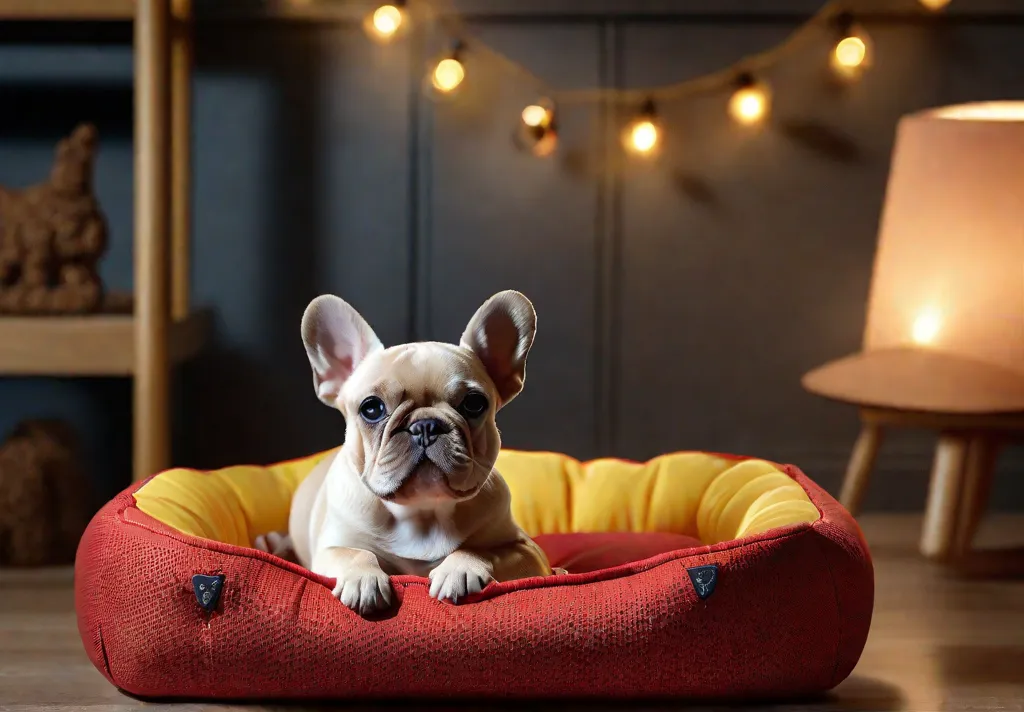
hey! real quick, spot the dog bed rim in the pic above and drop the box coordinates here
[114,454,825,603]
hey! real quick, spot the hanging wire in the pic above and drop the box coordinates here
[406,0,853,106]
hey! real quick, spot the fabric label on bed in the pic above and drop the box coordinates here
[192,574,225,612]
[686,564,718,600]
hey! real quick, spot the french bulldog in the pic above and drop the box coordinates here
[258,290,553,616]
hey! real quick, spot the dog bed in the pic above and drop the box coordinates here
[75,448,873,700]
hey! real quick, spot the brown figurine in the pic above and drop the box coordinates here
[0,124,108,314]
[0,420,94,566]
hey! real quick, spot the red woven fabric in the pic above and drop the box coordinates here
[75,459,873,700]
[535,532,703,573]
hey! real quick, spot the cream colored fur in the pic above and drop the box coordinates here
[257,291,552,616]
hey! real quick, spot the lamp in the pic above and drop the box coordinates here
[802,101,1024,568]
[804,101,1024,414]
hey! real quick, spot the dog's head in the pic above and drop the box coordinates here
[301,290,536,508]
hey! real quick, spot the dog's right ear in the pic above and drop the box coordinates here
[301,295,383,407]
[460,290,537,408]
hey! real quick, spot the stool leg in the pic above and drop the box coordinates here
[839,423,883,516]
[921,433,969,561]
[952,436,1001,557]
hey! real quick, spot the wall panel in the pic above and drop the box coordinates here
[422,22,605,458]
[1,5,1023,508]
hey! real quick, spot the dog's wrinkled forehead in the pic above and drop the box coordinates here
[343,342,489,405]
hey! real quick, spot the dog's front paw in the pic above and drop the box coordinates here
[332,566,393,616]
[428,552,494,604]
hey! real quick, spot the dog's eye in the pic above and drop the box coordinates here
[458,392,489,419]
[358,396,387,423]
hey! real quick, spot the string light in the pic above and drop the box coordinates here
[623,99,661,157]
[918,0,951,9]
[515,99,558,157]
[728,73,771,126]
[364,2,406,43]
[433,59,464,91]
[831,13,872,80]
[521,104,550,129]
[430,42,466,95]
[366,2,893,159]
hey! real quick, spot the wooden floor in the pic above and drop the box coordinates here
[2,514,1023,711]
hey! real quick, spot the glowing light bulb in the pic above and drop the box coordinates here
[371,5,402,37]
[521,104,550,128]
[831,32,871,79]
[911,309,942,345]
[729,79,770,126]
[919,0,951,9]
[516,100,558,157]
[363,3,406,42]
[621,99,661,157]
[630,120,658,153]
[432,57,465,93]
[828,13,872,80]
[835,37,867,68]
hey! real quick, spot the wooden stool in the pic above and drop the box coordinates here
[839,407,1017,561]
[803,347,1024,570]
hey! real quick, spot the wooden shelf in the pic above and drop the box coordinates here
[0,308,211,376]
[0,0,135,20]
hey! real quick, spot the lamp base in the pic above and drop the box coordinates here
[802,346,1024,414]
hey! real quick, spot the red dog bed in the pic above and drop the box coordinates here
[75,448,873,700]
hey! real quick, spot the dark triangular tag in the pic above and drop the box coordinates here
[687,564,718,601]
[192,574,224,612]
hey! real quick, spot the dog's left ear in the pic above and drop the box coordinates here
[460,290,536,407]
[302,294,384,407]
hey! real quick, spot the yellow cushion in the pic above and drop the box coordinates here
[134,448,819,548]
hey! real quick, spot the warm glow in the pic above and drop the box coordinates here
[833,36,867,70]
[371,5,403,37]
[628,120,659,154]
[530,132,559,158]
[432,58,465,93]
[521,104,550,128]
[843,102,1024,413]
[363,4,405,42]
[729,85,770,125]
[932,101,1024,122]
[517,101,558,157]
[919,0,951,9]
[911,309,942,345]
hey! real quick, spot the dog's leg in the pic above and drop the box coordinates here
[312,546,393,616]
[487,538,554,581]
[253,531,298,563]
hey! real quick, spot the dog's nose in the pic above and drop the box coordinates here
[408,418,449,448]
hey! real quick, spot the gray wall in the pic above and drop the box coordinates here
[1,0,1023,509]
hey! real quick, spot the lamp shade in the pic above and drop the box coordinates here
[803,102,1024,414]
